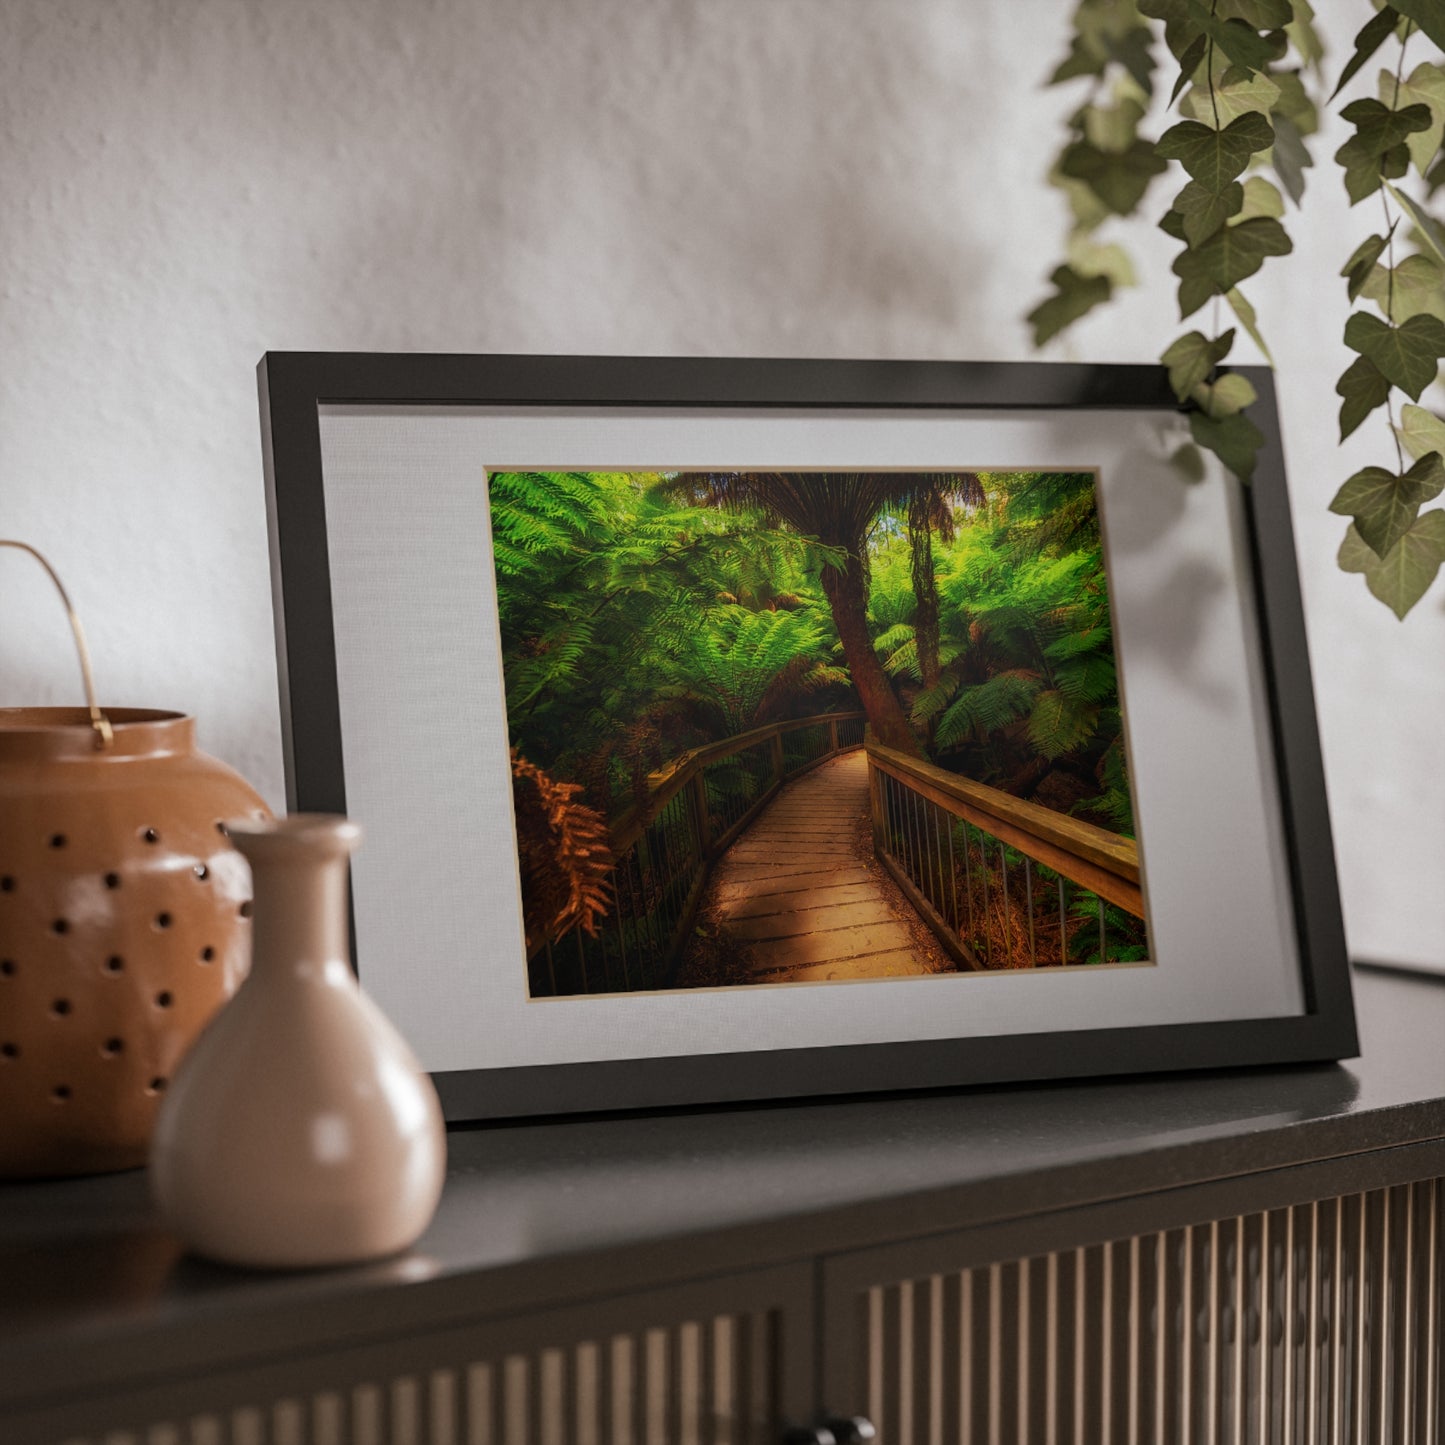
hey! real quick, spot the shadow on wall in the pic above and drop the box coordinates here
[291,0,1022,359]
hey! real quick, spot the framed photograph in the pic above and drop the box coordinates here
[258,354,1356,1120]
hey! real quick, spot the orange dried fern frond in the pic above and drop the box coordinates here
[510,750,614,954]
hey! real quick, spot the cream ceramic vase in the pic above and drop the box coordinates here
[149,815,446,1268]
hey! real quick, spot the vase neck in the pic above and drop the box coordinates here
[228,815,362,974]
[248,851,352,972]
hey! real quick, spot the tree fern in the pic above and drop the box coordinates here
[935,669,1043,749]
[1026,688,1099,760]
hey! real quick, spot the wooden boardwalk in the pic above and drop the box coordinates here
[703,750,938,984]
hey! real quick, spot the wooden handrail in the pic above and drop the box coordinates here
[867,742,1139,884]
[609,710,866,853]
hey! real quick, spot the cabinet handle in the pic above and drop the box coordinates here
[783,1418,876,1445]
[825,1418,877,1445]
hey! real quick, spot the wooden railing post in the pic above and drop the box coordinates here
[828,718,839,754]
[771,730,785,783]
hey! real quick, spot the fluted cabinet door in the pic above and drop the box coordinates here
[822,1181,1445,1445]
[8,1264,814,1445]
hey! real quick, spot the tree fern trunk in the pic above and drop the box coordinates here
[820,553,921,757]
[908,493,942,691]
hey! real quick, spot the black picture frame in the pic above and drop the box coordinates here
[257,352,1357,1121]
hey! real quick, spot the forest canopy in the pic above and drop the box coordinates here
[491,466,1133,835]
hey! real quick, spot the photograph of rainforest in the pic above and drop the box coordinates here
[493,468,1153,999]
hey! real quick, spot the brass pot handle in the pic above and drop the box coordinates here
[0,540,113,749]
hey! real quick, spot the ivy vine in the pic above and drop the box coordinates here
[1033,0,1445,618]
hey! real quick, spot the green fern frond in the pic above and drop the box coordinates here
[1026,689,1098,761]
[1054,652,1116,705]
[935,669,1042,748]
[911,674,960,724]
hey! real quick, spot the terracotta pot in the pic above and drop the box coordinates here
[150,815,447,1269]
[0,707,270,1177]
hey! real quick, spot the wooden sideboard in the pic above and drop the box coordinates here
[3,964,1443,1445]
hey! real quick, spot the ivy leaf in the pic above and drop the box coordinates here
[1339,98,1434,153]
[1173,216,1293,317]
[1050,0,1155,84]
[1158,112,1275,192]
[1339,510,1445,617]
[1343,310,1445,398]
[1359,252,1445,321]
[1286,0,1326,71]
[1192,372,1259,416]
[1139,0,1206,63]
[1271,71,1320,134]
[1170,33,1209,105]
[1341,232,1392,301]
[1335,99,1432,204]
[1067,236,1138,287]
[1103,28,1160,96]
[1183,0,1282,73]
[1226,286,1274,363]
[1059,138,1169,215]
[1051,36,1109,85]
[1395,402,1445,460]
[1084,96,1149,153]
[1028,265,1113,346]
[1180,66,1281,126]
[1162,328,1236,401]
[1050,164,1114,232]
[1382,61,1445,173]
[1159,208,1188,241]
[1177,178,1245,244]
[1393,0,1445,56]
[1328,452,1445,556]
[1337,520,1378,573]
[1336,353,1392,439]
[1234,175,1285,222]
[1330,5,1401,100]
[1189,407,1265,482]
[1270,111,1313,205]
[1385,180,1445,265]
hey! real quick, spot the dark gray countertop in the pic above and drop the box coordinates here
[3,964,1443,1411]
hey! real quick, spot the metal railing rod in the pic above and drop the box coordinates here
[999,844,1011,965]
[1025,858,1036,968]
[947,813,959,935]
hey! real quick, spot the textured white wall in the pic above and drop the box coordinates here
[2,0,1440,969]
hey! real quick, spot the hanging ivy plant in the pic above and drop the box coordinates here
[1033,0,1445,618]
[1029,0,1164,345]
